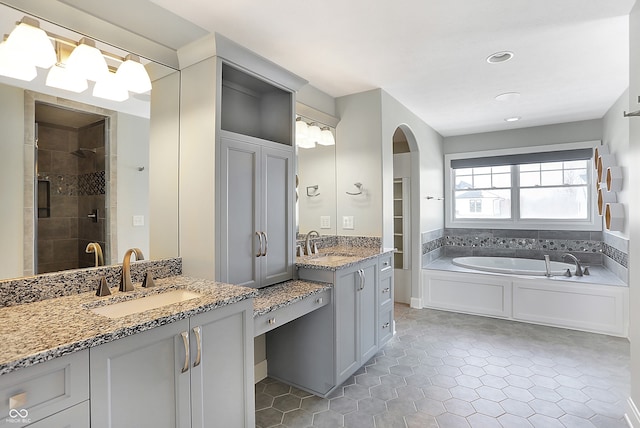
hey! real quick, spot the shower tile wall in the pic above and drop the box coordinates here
[37,122,105,274]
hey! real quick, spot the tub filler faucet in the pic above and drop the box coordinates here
[562,253,589,277]
[543,255,552,277]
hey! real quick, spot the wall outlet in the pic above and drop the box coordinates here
[132,215,145,226]
[342,216,354,230]
[320,216,331,229]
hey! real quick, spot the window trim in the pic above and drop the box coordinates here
[445,141,601,231]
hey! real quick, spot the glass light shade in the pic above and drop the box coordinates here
[297,134,316,149]
[295,118,309,138]
[93,72,129,102]
[46,64,88,93]
[66,41,109,82]
[0,42,37,81]
[5,21,56,69]
[115,55,151,93]
[307,124,322,145]
[319,127,335,146]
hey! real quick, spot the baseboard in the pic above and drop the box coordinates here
[410,297,422,309]
[626,397,640,427]
[254,359,268,384]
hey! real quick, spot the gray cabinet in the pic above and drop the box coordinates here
[268,254,394,397]
[0,350,88,428]
[27,401,89,427]
[90,299,254,428]
[217,132,294,288]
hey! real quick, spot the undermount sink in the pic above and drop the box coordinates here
[310,255,350,263]
[91,289,202,319]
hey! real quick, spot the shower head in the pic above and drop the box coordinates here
[70,148,97,158]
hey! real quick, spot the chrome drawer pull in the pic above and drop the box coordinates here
[268,318,276,325]
[193,326,202,368]
[382,322,390,329]
[382,287,390,293]
[180,331,190,373]
[316,297,323,304]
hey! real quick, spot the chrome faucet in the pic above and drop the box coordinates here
[543,255,552,277]
[85,242,104,267]
[304,230,320,256]
[119,248,145,292]
[562,253,584,277]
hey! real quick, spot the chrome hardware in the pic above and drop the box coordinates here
[316,297,323,304]
[268,318,277,325]
[261,232,268,257]
[583,266,590,275]
[255,232,263,258]
[95,276,111,297]
[119,248,144,292]
[562,253,584,277]
[193,326,202,368]
[564,269,572,277]
[296,244,305,257]
[357,269,365,291]
[382,287,390,294]
[544,255,552,277]
[180,331,190,373]
[382,322,390,329]
[304,230,320,255]
[87,208,98,223]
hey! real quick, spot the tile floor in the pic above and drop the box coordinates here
[255,303,630,428]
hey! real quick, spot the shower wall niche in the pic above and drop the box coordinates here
[36,105,106,274]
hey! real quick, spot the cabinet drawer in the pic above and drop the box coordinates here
[27,400,89,427]
[379,309,394,346]
[0,350,89,427]
[255,289,331,336]
[379,254,393,273]
[379,274,393,309]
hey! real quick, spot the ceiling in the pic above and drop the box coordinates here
[2,0,635,137]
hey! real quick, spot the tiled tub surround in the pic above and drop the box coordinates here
[422,228,629,283]
[0,257,182,308]
[0,276,257,376]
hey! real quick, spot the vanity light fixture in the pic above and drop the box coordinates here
[307,123,323,145]
[504,116,521,122]
[486,51,514,64]
[296,117,315,149]
[319,127,335,146]
[0,16,153,101]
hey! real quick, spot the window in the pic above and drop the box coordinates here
[445,142,599,230]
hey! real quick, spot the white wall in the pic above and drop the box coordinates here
[444,119,603,154]
[116,112,151,261]
[336,90,384,237]
[0,84,24,279]
[602,89,630,238]
[627,3,640,425]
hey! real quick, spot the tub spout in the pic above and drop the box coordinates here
[543,255,552,277]
[562,253,583,277]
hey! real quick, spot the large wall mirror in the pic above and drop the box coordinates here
[295,103,339,237]
[0,2,181,281]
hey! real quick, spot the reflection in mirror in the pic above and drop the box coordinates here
[0,3,180,281]
[296,115,337,236]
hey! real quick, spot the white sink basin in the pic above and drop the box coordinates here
[310,255,350,263]
[91,290,201,318]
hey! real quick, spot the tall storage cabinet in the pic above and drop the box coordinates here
[217,133,294,288]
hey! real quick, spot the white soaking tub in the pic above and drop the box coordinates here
[452,256,575,276]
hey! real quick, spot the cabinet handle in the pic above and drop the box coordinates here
[382,322,390,329]
[180,331,190,373]
[358,269,365,291]
[9,392,27,410]
[316,297,323,304]
[261,232,268,257]
[193,326,202,368]
[255,232,263,258]
[268,318,277,325]
[382,287,390,294]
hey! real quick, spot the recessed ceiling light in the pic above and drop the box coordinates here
[487,51,514,64]
[504,116,521,122]
[495,92,521,102]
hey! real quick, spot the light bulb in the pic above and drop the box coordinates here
[115,54,151,94]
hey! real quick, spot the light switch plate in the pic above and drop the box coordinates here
[342,216,354,230]
[132,215,145,226]
[320,216,331,229]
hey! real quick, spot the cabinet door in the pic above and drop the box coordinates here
[335,266,359,383]
[90,319,191,428]
[190,300,255,428]
[359,261,378,363]
[260,146,294,286]
[218,137,261,288]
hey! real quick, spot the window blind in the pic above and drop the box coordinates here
[450,148,592,169]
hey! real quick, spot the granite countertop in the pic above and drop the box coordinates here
[295,246,395,271]
[0,276,257,376]
[424,257,627,287]
[253,280,332,317]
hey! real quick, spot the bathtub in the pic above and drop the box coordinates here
[452,256,575,276]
